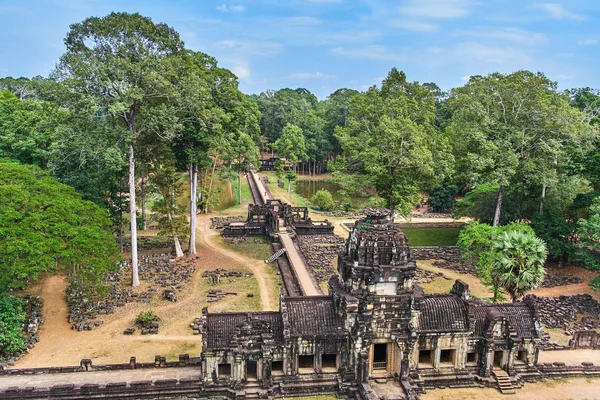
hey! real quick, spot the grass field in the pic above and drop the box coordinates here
[402,227,461,246]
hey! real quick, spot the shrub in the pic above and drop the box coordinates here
[312,189,335,211]
[590,276,600,292]
[428,180,458,212]
[0,294,26,359]
[135,310,160,328]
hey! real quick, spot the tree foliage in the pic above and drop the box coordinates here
[0,160,120,291]
[335,68,449,219]
[0,294,26,359]
[311,189,335,211]
[492,230,547,302]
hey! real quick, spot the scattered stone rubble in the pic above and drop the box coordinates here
[414,268,450,285]
[68,254,195,331]
[541,272,583,288]
[120,236,174,252]
[210,216,246,229]
[431,260,477,275]
[190,316,202,335]
[296,234,345,283]
[531,294,600,349]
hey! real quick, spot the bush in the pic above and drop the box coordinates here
[135,310,160,328]
[0,294,26,359]
[428,180,458,212]
[589,276,600,292]
[312,189,335,211]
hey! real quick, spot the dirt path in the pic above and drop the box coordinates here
[15,212,279,368]
[530,266,600,302]
[197,214,276,311]
[421,377,600,400]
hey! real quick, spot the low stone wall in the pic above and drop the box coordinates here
[210,216,246,229]
[398,222,466,229]
[411,246,460,263]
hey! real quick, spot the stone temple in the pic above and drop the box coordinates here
[200,209,541,399]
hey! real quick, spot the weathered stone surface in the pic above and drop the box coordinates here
[296,234,345,284]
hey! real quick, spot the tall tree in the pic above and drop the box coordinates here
[448,71,591,226]
[335,68,444,220]
[491,230,547,302]
[54,12,185,286]
[0,160,119,291]
[273,123,306,192]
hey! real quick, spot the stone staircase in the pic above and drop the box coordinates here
[265,247,286,263]
[492,369,516,394]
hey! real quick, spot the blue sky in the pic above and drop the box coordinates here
[0,0,599,99]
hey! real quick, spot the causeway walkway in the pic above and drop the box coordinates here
[250,170,321,296]
[0,367,201,390]
[278,232,321,296]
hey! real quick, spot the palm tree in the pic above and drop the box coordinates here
[491,230,547,303]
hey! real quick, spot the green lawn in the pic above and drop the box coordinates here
[224,236,273,261]
[402,228,461,246]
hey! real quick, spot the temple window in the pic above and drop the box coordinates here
[466,352,477,365]
[298,355,315,372]
[418,350,433,367]
[440,349,456,367]
[322,354,338,370]
[272,360,283,373]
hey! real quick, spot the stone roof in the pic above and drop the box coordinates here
[469,303,538,338]
[283,296,344,337]
[418,295,470,332]
[204,312,283,349]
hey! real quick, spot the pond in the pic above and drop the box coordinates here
[177,179,235,211]
[402,227,461,246]
[295,179,371,209]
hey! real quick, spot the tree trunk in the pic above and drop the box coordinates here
[141,175,147,231]
[129,142,140,287]
[174,236,184,258]
[206,154,219,214]
[492,185,505,227]
[189,163,198,255]
[288,178,291,193]
[119,177,124,253]
[540,183,546,213]
[238,172,242,204]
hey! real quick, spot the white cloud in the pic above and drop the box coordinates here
[453,42,529,64]
[231,62,250,80]
[216,4,246,13]
[578,38,598,45]
[399,0,471,19]
[460,75,471,82]
[533,3,585,21]
[555,74,572,80]
[389,20,438,32]
[290,72,336,80]
[331,45,401,60]
[213,40,283,56]
[456,27,547,45]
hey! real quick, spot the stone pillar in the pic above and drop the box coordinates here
[507,348,516,375]
[484,348,494,377]
[433,347,441,369]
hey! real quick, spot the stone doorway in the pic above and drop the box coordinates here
[246,360,257,380]
[493,351,504,369]
[373,343,388,371]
